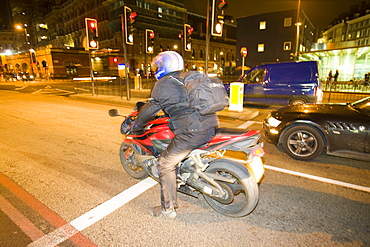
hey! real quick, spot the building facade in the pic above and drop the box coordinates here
[2,0,236,79]
[236,9,315,68]
[301,3,370,82]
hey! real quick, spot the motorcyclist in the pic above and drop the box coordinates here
[131,51,218,218]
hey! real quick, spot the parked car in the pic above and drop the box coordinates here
[224,61,323,105]
[19,72,34,81]
[263,97,370,161]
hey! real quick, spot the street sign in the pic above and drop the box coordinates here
[240,47,248,57]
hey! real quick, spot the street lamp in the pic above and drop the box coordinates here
[295,21,302,58]
[294,0,301,58]
[15,24,30,48]
[15,24,35,78]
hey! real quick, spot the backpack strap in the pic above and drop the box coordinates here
[168,75,184,86]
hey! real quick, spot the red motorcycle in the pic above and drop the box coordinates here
[109,102,265,217]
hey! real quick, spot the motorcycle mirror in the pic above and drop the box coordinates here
[109,109,121,117]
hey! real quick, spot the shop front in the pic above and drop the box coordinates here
[299,46,370,82]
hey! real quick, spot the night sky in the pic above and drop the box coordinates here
[185,0,364,32]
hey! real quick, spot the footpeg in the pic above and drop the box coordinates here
[177,185,199,198]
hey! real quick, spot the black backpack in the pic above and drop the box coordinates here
[170,71,229,115]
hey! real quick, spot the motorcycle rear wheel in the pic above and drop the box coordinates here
[120,143,148,179]
[203,159,259,218]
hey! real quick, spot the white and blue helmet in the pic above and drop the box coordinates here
[151,51,184,80]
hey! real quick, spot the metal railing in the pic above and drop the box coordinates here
[322,80,370,102]
[75,75,240,98]
[74,76,370,103]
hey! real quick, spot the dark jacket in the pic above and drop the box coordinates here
[134,71,218,134]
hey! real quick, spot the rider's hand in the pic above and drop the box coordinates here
[129,122,143,134]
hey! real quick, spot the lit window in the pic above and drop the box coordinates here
[258,44,264,52]
[158,7,162,18]
[259,21,266,30]
[284,17,292,27]
[283,42,291,50]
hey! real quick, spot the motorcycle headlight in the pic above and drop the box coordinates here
[267,116,281,127]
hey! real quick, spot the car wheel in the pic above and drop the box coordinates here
[281,125,324,160]
[290,98,307,105]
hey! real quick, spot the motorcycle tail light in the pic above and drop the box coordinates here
[251,146,265,157]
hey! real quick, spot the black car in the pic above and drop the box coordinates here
[263,97,370,161]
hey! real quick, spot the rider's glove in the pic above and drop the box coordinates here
[129,121,143,134]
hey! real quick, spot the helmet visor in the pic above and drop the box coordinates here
[151,60,165,80]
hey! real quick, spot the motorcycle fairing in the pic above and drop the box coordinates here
[200,129,261,152]
[124,113,261,154]
[125,117,174,156]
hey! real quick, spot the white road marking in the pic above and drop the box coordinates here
[238,121,255,129]
[264,164,370,193]
[29,120,369,246]
[28,177,158,247]
[236,121,370,193]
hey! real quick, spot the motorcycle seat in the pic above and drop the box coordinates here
[215,128,247,136]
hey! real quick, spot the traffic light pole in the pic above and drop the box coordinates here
[121,15,131,100]
[88,50,95,96]
[205,0,210,74]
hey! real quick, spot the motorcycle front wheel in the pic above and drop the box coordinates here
[203,159,259,218]
[120,143,148,179]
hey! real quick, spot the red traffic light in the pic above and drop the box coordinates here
[85,18,98,49]
[129,12,137,20]
[184,24,192,52]
[124,6,137,45]
[145,29,154,54]
[187,26,194,35]
[218,0,228,11]
[88,20,97,29]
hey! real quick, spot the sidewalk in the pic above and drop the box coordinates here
[0,79,357,120]
[0,80,260,120]
[69,93,260,120]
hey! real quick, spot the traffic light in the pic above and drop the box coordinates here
[145,29,155,54]
[211,0,228,37]
[124,6,137,45]
[184,24,193,52]
[85,18,98,49]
